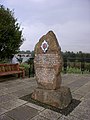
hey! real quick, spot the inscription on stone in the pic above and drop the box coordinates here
[35,54,61,66]
[36,68,55,83]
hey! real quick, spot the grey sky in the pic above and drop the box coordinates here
[1,0,90,52]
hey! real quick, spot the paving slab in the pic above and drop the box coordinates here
[39,109,62,120]
[81,92,90,100]
[70,104,90,120]
[10,86,36,98]
[0,106,8,116]
[67,79,86,91]
[62,74,79,85]
[0,99,27,111]
[0,94,17,104]
[72,93,83,100]
[30,115,49,120]
[58,115,83,120]
[73,84,90,96]
[6,105,39,120]
[10,89,32,98]
[0,74,90,120]
[0,114,13,120]
[26,103,45,111]
[79,98,90,108]
[0,89,7,97]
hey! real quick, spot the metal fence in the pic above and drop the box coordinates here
[28,57,90,77]
[63,58,90,74]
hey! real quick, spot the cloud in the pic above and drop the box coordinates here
[20,20,90,53]
[1,0,90,52]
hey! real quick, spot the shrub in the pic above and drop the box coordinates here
[20,63,30,77]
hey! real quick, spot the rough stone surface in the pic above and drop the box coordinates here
[32,86,72,109]
[34,31,63,90]
[32,31,72,109]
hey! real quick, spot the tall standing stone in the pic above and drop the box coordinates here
[32,31,72,109]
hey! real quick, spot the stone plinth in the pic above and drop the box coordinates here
[32,86,72,109]
[31,31,72,109]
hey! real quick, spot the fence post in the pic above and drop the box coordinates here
[81,58,85,74]
[29,64,31,78]
[63,58,67,74]
[29,57,34,78]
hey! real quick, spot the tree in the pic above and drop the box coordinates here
[0,5,24,60]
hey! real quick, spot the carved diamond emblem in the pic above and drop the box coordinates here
[41,40,49,53]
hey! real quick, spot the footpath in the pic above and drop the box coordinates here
[0,74,90,120]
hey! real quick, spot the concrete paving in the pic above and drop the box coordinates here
[0,74,90,120]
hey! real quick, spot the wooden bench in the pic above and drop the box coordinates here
[0,63,25,78]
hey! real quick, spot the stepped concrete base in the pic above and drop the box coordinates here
[31,86,72,109]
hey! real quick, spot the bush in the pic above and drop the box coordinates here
[67,67,81,74]
[85,63,90,72]
[20,63,30,77]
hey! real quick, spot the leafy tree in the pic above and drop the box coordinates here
[0,5,24,60]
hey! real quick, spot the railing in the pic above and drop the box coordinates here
[63,58,90,74]
[28,58,35,77]
[28,57,90,77]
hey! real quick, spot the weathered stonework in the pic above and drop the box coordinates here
[32,31,72,109]
[34,31,62,90]
[32,86,72,109]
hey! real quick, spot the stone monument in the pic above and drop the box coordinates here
[31,31,72,109]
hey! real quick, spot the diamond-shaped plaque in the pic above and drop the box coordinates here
[41,40,49,53]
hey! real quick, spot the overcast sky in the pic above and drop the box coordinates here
[1,0,90,52]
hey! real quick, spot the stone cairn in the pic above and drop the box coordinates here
[32,31,72,109]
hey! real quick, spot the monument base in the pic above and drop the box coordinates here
[31,86,72,109]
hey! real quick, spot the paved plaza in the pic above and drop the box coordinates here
[0,74,90,120]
